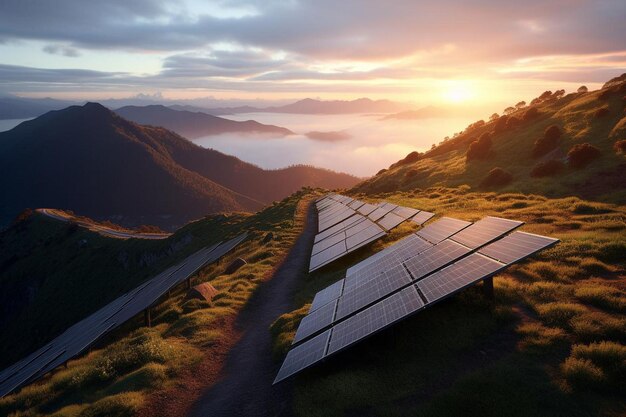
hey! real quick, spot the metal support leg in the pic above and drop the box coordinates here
[483,277,494,301]
[144,308,151,327]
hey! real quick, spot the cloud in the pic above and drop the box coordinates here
[305,131,351,142]
[43,45,81,57]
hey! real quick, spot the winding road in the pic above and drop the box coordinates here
[187,199,317,417]
[38,208,171,240]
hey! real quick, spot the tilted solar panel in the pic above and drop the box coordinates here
[335,264,412,320]
[310,279,344,313]
[417,253,504,303]
[416,217,471,244]
[314,215,364,243]
[451,216,524,249]
[378,212,406,231]
[327,286,424,355]
[311,232,346,256]
[273,329,331,384]
[357,203,378,215]
[368,205,396,222]
[478,231,559,264]
[345,224,385,251]
[293,300,337,344]
[392,206,419,219]
[404,239,471,281]
[309,240,347,272]
[411,210,435,225]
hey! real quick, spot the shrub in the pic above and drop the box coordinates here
[493,115,509,133]
[405,169,419,179]
[480,167,513,188]
[377,168,387,175]
[615,140,626,154]
[567,143,601,168]
[561,357,605,389]
[594,107,610,119]
[466,132,492,161]
[79,392,144,417]
[532,125,561,158]
[570,312,626,342]
[577,85,588,94]
[564,341,626,392]
[522,106,540,122]
[505,116,520,130]
[531,160,564,177]
[536,302,587,327]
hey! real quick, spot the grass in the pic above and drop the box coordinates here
[354,86,626,205]
[272,187,626,417]
[0,188,319,417]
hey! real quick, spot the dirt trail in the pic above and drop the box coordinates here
[187,199,317,417]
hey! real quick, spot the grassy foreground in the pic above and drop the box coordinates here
[272,187,626,417]
[0,189,316,417]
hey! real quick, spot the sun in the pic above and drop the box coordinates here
[442,81,475,103]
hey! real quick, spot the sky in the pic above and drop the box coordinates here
[0,0,625,107]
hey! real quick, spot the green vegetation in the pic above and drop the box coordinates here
[355,78,626,204]
[272,187,626,417]
[0,189,316,416]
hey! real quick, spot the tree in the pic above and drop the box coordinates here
[515,101,526,109]
[523,106,540,121]
[532,125,562,158]
[466,132,493,161]
[553,89,565,100]
[503,106,516,115]
[494,115,509,133]
[480,167,513,187]
[577,85,588,94]
[489,113,499,121]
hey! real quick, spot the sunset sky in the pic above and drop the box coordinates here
[0,0,624,107]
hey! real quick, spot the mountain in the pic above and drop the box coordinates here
[381,106,450,120]
[114,105,294,139]
[0,95,75,119]
[205,97,412,115]
[0,103,359,229]
[355,74,626,204]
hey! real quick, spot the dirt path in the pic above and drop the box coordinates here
[187,199,317,417]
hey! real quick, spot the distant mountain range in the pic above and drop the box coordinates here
[200,98,412,115]
[115,105,294,138]
[380,106,451,120]
[0,95,413,120]
[0,103,359,229]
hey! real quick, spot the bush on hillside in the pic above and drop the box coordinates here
[376,168,387,175]
[594,107,610,119]
[480,167,513,187]
[531,160,565,177]
[532,125,562,158]
[389,151,422,169]
[567,143,601,168]
[578,85,588,94]
[494,115,509,133]
[523,106,540,122]
[614,140,626,154]
[466,132,492,161]
[506,116,520,130]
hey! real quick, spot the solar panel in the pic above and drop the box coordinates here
[378,212,406,231]
[451,216,523,249]
[344,218,377,238]
[293,300,337,344]
[404,239,471,281]
[344,235,433,292]
[357,203,378,216]
[478,231,559,264]
[311,231,346,256]
[345,224,385,251]
[335,264,412,320]
[368,205,396,222]
[314,215,364,243]
[416,217,471,244]
[327,286,424,355]
[417,253,504,303]
[310,279,344,313]
[348,200,365,210]
[392,206,420,219]
[273,329,331,384]
[318,208,356,232]
[411,210,435,225]
[310,240,347,272]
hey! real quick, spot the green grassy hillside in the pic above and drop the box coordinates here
[0,189,317,416]
[355,75,626,204]
[272,187,626,417]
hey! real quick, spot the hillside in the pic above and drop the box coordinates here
[0,103,359,229]
[115,105,294,139]
[356,74,626,204]
[0,103,262,229]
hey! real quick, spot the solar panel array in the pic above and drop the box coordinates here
[275,214,558,384]
[0,233,248,398]
[309,194,432,272]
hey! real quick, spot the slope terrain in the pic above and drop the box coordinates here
[0,103,359,229]
[357,75,626,204]
[115,105,294,139]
